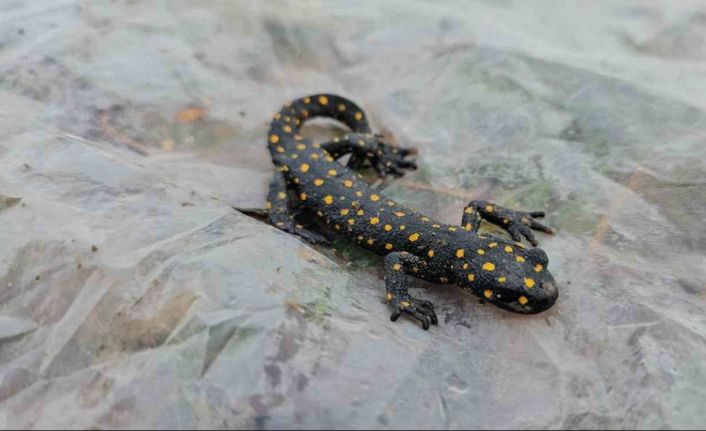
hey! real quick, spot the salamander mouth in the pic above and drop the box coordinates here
[492,272,558,314]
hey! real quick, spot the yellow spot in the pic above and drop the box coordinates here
[337,103,346,112]
[498,276,506,283]
[314,179,324,186]
[324,195,333,205]
[385,243,393,250]
[291,154,298,159]
[325,156,334,162]
[448,227,457,231]
[393,263,401,271]
[387,201,396,207]
[534,264,543,273]
[400,301,411,308]
[428,250,434,258]
[440,277,449,283]
[300,192,307,201]
[327,169,337,176]
[367,239,374,245]
[482,262,496,271]
[294,135,303,141]
[275,146,284,153]
[484,290,493,299]
[355,111,363,121]
[516,256,525,263]
[477,249,485,255]
[394,211,406,217]
[456,249,465,258]
[300,163,310,173]
[265,201,272,209]
[408,233,420,242]
[485,205,494,213]
[340,208,350,216]
[269,134,280,144]
[303,97,311,104]
[468,273,475,282]
[348,219,355,225]
[274,113,281,120]
[504,245,513,253]
[356,191,363,197]
[318,95,329,105]
[463,263,469,269]
[279,165,289,172]
[519,296,528,305]
[343,180,353,188]
[310,153,319,159]
[464,207,473,214]
[464,223,472,230]
[386,292,393,301]
[283,125,292,133]
[524,278,536,288]
[296,143,306,150]
[399,225,406,230]
[384,224,393,231]
[370,217,380,225]
[421,217,430,222]
[356,209,364,216]
[488,242,498,248]
[277,192,286,200]
[370,194,380,202]
[432,224,441,229]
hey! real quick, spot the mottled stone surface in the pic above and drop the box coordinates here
[1,1,705,429]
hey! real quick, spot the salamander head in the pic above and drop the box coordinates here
[457,239,558,314]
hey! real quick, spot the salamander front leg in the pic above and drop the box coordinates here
[267,172,331,245]
[321,133,417,178]
[462,200,555,246]
[384,252,438,330]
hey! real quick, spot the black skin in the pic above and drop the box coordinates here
[262,94,558,330]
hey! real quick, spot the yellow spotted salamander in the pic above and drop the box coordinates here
[264,94,558,330]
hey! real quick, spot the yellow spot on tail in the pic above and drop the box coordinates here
[357,209,364,216]
[534,264,543,273]
[277,192,286,200]
[463,263,469,269]
[283,125,292,133]
[370,194,380,202]
[296,143,306,150]
[428,249,435,257]
[516,256,525,263]
[324,195,334,205]
[355,111,363,121]
[484,289,492,298]
[468,273,475,282]
[399,225,406,230]
[299,192,307,201]
[519,296,528,305]
[300,163,310,173]
[456,249,465,258]
[340,208,349,215]
[384,224,393,231]
[337,103,346,112]
[408,233,420,242]
[385,243,393,250]
[524,278,536,288]
[498,276,506,283]
[482,262,496,271]
[488,242,498,248]
[356,191,364,197]
[477,249,485,255]
[370,217,380,225]
[275,146,284,153]
[314,179,324,186]
[504,245,513,253]
[348,219,355,225]
[318,95,329,105]
[343,180,353,188]
[394,211,406,217]
[328,169,337,176]
[269,134,279,144]
[393,263,401,271]
[485,205,494,212]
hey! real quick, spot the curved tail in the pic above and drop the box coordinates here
[267,94,372,153]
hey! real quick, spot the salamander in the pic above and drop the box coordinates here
[263,94,558,330]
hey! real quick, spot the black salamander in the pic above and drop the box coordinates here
[264,94,558,330]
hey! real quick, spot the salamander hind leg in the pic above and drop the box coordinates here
[384,252,438,330]
[267,172,331,245]
[463,200,555,246]
[321,133,417,178]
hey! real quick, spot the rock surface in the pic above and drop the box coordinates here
[1,1,705,428]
